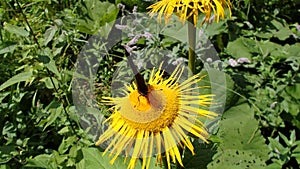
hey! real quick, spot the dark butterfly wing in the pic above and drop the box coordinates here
[125,49,148,96]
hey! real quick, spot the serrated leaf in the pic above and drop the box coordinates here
[0,71,33,91]
[3,23,29,37]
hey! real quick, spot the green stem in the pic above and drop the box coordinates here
[187,17,196,74]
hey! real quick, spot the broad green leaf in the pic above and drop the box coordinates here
[80,147,123,169]
[3,23,29,37]
[208,103,269,168]
[226,37,257,59]
[205,19,228,37]
[79,147,161,169]
[286,43,300,57]
[208,149,266,169]
[285,84,300,100]
[25,154,53,168]
[274,26,293,41]
[266,163,284,169]
[0,71,33,91]
[270,19,293,41]
[257,41,282,58]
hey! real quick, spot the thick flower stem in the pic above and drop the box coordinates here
[187,17,196,74]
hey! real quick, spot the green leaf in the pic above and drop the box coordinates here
[208,103,269,168]
[45,60,61,79]
[208,149,267,169]
[274,26,293,41]
[268,137,285,152]
[79,147,122,169]
[40,77,59,89]
[226,37,257,59]
[25,154,52,168]
[3,23,29,37]
[285,84,300,100]
[205,20,228,37]
[0,71,33,91]
[0,43,17,55]
[79,147,161,169]
[0,146,15,164]
[38,102,64,130]
[76,1,119,35]
[58,136,77,154]
[44,26,58,46]
[183,142,216,169]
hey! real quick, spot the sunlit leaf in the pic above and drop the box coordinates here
[0,71,33,91]
[3,23,29,37]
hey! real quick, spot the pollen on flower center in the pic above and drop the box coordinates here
[119,84,180,132]
[129,90,151,112]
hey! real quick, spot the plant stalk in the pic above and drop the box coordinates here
[187,17,196,74]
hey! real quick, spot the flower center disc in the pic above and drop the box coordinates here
[120,88,166,123]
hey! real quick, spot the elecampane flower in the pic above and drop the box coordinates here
[96,63,217,169]
[148,0,231,25]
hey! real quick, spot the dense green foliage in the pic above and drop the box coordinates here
[0,0,299,168]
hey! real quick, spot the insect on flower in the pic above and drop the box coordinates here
[126,49,163,109]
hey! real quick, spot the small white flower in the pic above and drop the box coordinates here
[115,24,128,30]
[237,58,250,64]
[229,58,238,67]
[172,57,185,65]
[206,58,213,62]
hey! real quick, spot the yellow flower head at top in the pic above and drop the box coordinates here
[96,63,217,169]
[148,0,231,26]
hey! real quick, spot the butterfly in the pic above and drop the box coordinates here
[125,48,165,110]
[125,50,149,97]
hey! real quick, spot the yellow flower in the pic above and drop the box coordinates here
[96,63,217,169]
[148,0,231,25]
